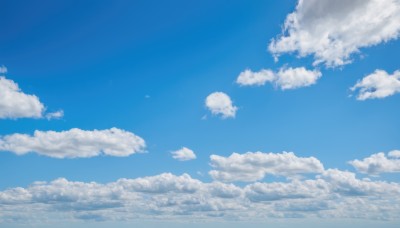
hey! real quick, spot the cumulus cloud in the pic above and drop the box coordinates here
[0,71,63,119]
[236,67,321,90]
[349,150,400,175]
[351,69,400,100]
[205,92,237,119]
[0,128,146,158]
[209,151,324,182]
[1,170,400,223]
[0,76,45,119]
[269,0,400,67]
[171,147,197,161]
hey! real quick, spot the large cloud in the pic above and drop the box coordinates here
[1,170,400,223]
[351,69,400,100]
[209,151,324,182]
[0,128,146,158]
[236,67,321,90]
[205,92,238,119]
[349,150,400,175]
[269,0,400,67]
[0,71,62,119]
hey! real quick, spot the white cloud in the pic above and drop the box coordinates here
[236,67,321,90]
[0,76,45,119]
[349,151,400,175]
[269,0,400,67]
[0,128,146,158]
[209,151,324,182]
[351,69,400,100]
[236,69,275,86]
[1,170,400,223]
[205,92,237,119]
[171,147,197,161]
[45,110,64,120]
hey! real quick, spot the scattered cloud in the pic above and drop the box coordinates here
[269,0,400,67]
[0,76,45,119]
[45,110,64,120]
[1,170,400,223]
[0,128,146,158]
[209,151,324,182]
[349,150,400,175]
[0,72,63,119]
[236,69,275,86]
[205,92,237,119]
[351,69,400,100]
[236,67,321,90]
[171,147,197,161]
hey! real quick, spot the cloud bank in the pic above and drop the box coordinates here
[349,150,400,175]
[1,170,400,223]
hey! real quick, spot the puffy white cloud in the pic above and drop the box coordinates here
[236,67,321,90]
[0,128,146,158]
[276,67,322,90]
[269,0,400,67]
[351,69,400,100]
[171,147,197,161]
[209,151,324,182]
[236,69,275,86]
[0,76,45,119]
[205,92,237,119]
[349,151,400,175]
[1,170,400,223]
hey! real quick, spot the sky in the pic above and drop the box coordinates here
[1,0,400,227]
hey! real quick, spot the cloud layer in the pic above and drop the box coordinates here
[205,92,238,119]
[236,67,321,90]
[209,151,324,182]
[269,0,400,67]
[0,128,146,158]
[349,150,400,175]
[351,69,400,100]
[171,147,197,161]
[1,169,400,223]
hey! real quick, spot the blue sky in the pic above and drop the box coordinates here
[1,0,400,227]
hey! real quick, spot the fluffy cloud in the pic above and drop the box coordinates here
[349,150,400,175]
[205,92,237,119]
[236,67,321,90]
[0,76,45,119]
[0,128,146,158]
[351,69,400,100]
[209,151,324,182]
[171,147,197,161]
[1,170,400,223]
[269,0,400,67]
[236,69,275,86]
